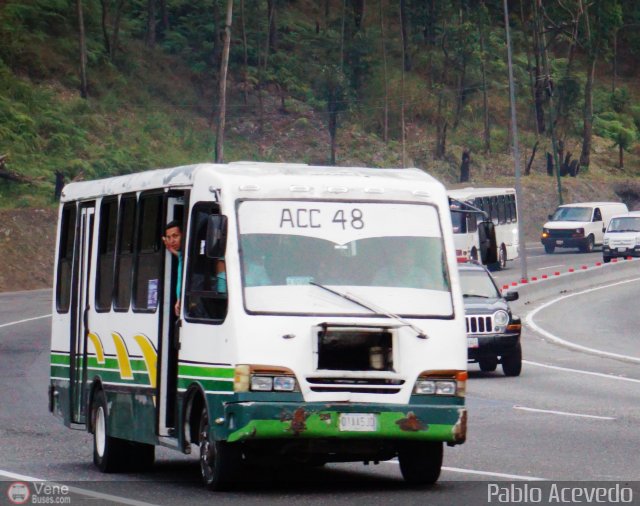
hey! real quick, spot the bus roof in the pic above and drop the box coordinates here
[60,162,446,202]
[447,187,515,201]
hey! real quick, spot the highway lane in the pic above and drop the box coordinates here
[1,287,638,505]
[493,243,604,287]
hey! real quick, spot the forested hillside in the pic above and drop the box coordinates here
[1,0,640,210]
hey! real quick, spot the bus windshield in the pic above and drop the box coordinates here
[237,200,452,317]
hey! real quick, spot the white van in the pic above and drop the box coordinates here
[602,211,640,262]
[541,202,628,254]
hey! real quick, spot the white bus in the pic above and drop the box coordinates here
[49,162,468,489]
[448,187,519,269]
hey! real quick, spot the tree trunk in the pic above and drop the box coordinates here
[215,0,233,164]
[240,0,249,104]
[100,0,111,56]
[352,0,365,29]
[267,0,278,53]
[619,144,624,169]
[579,55,596,170]
[459,150,470,182]
[399,0,411,71]
[111,0,125,61]
[146,0,156,48]
[479,4,490,153]
[76,0,88,98]
[531,0,545,134]
[399,1,406,165]
[379,0,389,143]
[525,141,538,176]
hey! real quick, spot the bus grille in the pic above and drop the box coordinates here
[466,315,494,334]
[306,377,404,394]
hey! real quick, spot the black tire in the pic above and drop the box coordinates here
[92,389,155,473]
[544,244,555,254]
[580,235,594,253]
[199,407,242,490]
[603,256,611,264]
[502,342,522,377]
[92,389,128,473]
[478,356,498,372]
[498,246,507,269]
[398,441,443,486]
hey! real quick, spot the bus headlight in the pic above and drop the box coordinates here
[414,371,467,397]
[234,365,299,392]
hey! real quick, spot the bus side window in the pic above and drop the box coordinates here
[56,203,77,313]
[497,195,506,224]
[95,197,118,312]
[133,193,164,312]
[185,203,228,323]
[114,195,136,311]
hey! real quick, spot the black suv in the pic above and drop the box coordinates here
[458,261,522,376]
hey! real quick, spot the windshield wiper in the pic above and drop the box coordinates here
[309,281,428,339]
[463,294,491,298]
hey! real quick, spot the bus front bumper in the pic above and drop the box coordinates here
[219,401,467,445]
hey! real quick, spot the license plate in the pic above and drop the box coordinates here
[556,240,563,246]
[338,413,377,432]
[468,337,479,348]
[618,247,627,252]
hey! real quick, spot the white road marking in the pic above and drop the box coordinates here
[0,314,51,329]
[524,278,640,364]
[513,405,615,420]
[385,461,546,481]
[523,360,640,384]
[0,470,159,506]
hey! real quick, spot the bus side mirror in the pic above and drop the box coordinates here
[602,226,606,233]
[477,221,498,265]
[548,214,553,220]
[206,215,227,258]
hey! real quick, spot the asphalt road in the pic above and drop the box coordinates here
[492,242,605,287]
[1,271,639,505]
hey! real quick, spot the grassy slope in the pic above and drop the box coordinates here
[1,4,640,291]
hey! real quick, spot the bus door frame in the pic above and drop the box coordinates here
[158,191,187,437]
[69,202,95,426]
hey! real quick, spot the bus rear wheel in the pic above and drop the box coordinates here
[92,389,128,473]
[398,441,443,485]
[92,389,155,473]
[198,408,242,490]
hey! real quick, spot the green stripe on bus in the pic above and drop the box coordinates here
[51,353,70,365]
[227,412,458,443]
[178,364,234,379]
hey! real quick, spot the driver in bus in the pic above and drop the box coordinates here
[372,246,432,289]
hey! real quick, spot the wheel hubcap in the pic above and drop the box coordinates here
[96,406,106,457]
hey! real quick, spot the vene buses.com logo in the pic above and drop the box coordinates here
[7,482,30,505]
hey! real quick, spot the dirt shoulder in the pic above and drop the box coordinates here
[0,175,635,293]
[0,208,57,293]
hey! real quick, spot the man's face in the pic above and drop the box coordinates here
[164,226,182,252]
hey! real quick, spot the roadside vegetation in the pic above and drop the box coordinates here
[1,0,640,213]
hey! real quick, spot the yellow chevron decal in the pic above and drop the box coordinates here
[111,332,133,380]
[88,333,105,364]
[134,334,158,388]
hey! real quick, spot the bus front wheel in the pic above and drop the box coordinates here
[398,441,443,485]
[198,408,242,490]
